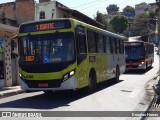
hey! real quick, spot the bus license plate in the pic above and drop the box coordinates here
[38,83,48,87]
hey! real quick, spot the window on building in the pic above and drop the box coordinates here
[40,11,45,19]
[51,9,55,18]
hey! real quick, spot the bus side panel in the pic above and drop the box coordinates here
[97,54,107,82]
[106,54,115,79]
[119,54,126,74]
[76,58,90,89]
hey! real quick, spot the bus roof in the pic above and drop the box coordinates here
[19,18,128,41]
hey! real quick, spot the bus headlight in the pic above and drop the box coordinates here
[63,69,75,81]
[70,70,75,76]
[19,73,25,81]
[63,74,69,81]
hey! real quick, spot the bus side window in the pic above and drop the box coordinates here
[114,38,117,54]
[78,33,87,53]
[120,40,124,54]
[109,37,113,54]
[116,39,120,54]
[106,36,110,54]
[119,39,121,54]
[97,33,105,53]
[76,32,87,65]
[112,38,116,54]
[87,30,96,53]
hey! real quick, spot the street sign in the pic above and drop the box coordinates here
[0,36,5,53]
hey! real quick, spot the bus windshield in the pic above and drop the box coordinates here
[19,32,75,64]
[125,43,144,60]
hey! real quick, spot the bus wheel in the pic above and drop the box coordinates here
[146,62,148,70]
[150,61,153,68]
[87,71,97,93]
[114,66,120,83]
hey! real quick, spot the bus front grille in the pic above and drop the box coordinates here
[25,79,63,88]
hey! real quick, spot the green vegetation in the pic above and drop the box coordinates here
[106,4,119,15]
[109,15,128,33]
[94,4,159,36]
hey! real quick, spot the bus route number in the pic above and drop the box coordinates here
[26,56,34,62]
[36,23,54,31]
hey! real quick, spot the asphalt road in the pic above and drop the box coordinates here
[0,54,159,120]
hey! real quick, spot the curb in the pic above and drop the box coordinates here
[140,75,160,120]
[0,89,24,99]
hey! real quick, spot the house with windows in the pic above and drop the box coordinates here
[35,0,104,29]
[135,2,148,16]
[0,0,35,27]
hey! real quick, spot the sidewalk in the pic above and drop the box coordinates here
[0,86,23,99]
[145,75,160,111]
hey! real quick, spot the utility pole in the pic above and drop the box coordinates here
[128,17,132,37]
[153,0,160,95]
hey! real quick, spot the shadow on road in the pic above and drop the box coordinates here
[124,67,153,75]
[0,79,123,110]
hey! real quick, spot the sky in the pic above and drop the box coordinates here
[0,0,157,18]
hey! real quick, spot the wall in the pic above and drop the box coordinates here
[0,2,16,25]
[35,1,56,20]
[135,2,148,15]
[0,0,35,26]
[16,0,35,25]
[0,2,15,14]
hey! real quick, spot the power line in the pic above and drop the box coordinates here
[79,0,107,11]
[60,0,132,12]
[70,0,106,8]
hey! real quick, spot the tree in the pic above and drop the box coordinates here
[106,4,119,15]
[95,11,108,30]
[148,9,156,26]
[109,15,128,33]
[133,13,149,36]
[134,13,148,23]
[123,6,135,14]
[96,11,104,24]
[155,7,160,15]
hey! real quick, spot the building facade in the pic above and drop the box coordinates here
[148,3,158,10]
[0,24,18,88]
[0,0,34,88]
[35,0,104,28]
[0,0,35,26]
[135,2,148,15]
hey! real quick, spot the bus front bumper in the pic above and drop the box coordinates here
[126,62,146,70]
[19,76,78,92]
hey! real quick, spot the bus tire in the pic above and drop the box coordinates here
[114,66,120,83]
[146,62,148,70]
[150,60,153,67]
[87,70,97,93]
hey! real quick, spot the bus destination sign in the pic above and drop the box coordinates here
[19,20,71,33]
[36,23,54,31]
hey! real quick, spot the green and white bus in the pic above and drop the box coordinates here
[17,18,127,93]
